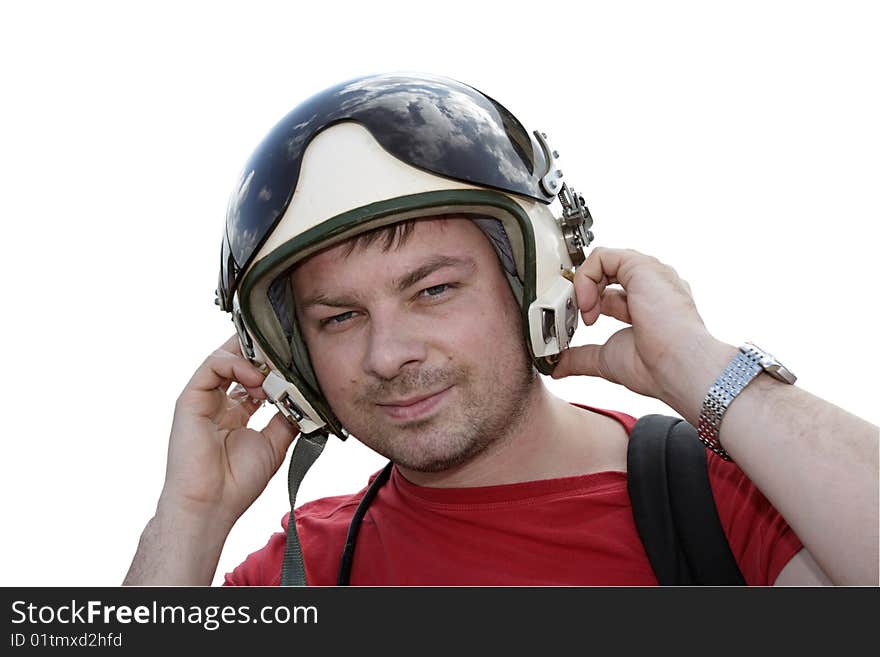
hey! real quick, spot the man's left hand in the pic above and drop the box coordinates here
[551,247,734,413]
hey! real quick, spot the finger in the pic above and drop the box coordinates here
[599,288,631,325]
[550,343,605,380]
[581,284,629,326]
[261,411,300,465]
[185,347,266,395]
[574,247,651,315]
[578,247,627,289]
[577,274,609,325]
[574,248,624,321]
[217,334,267,399]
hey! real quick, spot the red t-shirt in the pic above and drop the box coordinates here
[224,405,803,586]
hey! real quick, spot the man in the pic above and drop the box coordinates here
[124,73,878,586]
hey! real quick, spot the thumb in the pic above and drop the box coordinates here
[261,411,300,468]
[550,344,606,380]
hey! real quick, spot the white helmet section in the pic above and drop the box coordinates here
[256,123,492,261]
[235,121,580,430]
[526,203,581,360]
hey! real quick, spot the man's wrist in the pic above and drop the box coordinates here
[124,509,230,586]
[662,335,740,428]
[154,494,237,543]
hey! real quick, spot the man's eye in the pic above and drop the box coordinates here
[320,311,356,327]
[319,285,455,328]
[421,283,453,298]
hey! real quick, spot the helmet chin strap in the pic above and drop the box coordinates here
[280,430,329,586]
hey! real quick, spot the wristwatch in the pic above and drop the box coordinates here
[697,342,797,461]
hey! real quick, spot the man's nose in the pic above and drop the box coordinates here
[362,311,428,381]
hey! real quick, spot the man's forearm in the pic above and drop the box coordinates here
[123,510,230,586]
[668,338,879,585]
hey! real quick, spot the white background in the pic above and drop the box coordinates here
[1,1,876,586]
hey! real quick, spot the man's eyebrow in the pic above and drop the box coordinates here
[298,255,476,311]
[393,255,476,294]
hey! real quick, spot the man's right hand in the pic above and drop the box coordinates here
[161,333,300,529]
[124,335,300,585]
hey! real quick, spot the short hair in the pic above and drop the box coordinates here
[341,218,419,258]
[340,214,518,280]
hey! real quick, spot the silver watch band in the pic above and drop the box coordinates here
[696,347,765,461]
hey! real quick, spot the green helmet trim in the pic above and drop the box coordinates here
[238,188,547,438]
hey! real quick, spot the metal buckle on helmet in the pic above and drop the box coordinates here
[262,371,331,436]
[556,183,594,266]
[534,130,564,196]
[533,130,594,266]
[278,393,306,423]
[262,372,306,424]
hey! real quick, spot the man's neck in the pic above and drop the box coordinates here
[396,379,625,488]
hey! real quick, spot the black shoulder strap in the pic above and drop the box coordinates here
[337,461,394,586]
[627,414,746,585]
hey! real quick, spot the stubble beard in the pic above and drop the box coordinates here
[344,341,538,473]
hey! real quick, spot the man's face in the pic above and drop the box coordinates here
[291,217,536,473]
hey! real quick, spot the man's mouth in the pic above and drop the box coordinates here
[376,386,453,421]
